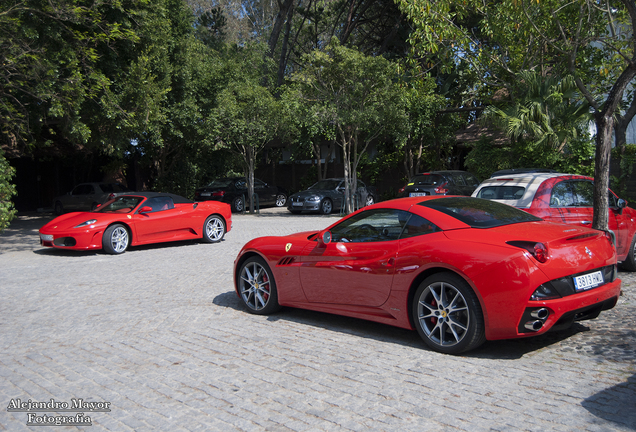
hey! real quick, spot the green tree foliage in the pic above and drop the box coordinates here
[397,0,636,230]
[290,38,406,213]
[470,71,595,176]
[212,44,281,212]
[0,149,16,232]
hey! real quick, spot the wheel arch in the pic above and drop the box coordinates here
[101,221,134,245]
[234,250,270,292]
[405,266,488,333]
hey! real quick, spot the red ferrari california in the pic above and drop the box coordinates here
[234,196,621,354]
[40,192,231,254]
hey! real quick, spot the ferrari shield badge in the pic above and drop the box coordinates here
[127,215,132,219]
[285,243,292,252]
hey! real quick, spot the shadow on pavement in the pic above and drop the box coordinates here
[582,373,636,430]
[213,290,626,360]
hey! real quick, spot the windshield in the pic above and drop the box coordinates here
[410,174,445,186]
[310,180,341,190]
[418,197,541,228]
[96,196,143,213]
[206,178,235,188]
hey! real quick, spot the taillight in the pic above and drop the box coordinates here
[507,241,549,263]
[533,243,548,263]
[398,186,405,194]
[212,191,225,197]
[434,181,449,194]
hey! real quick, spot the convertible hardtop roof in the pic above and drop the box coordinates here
[120,192,193,204]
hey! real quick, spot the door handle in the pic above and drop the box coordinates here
[581,221,592,225]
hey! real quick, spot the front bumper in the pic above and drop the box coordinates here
[39,230,103,251]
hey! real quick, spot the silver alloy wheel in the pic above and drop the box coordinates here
[205,216,224,242]
[240,261,271,311]
[365,195,375,206]
[275,194,287,207]
[234,197,244,212]
[416,281,470,347]
[109,226,129,253]
[321,199,332,214]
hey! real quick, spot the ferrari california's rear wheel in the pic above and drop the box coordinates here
[203,215,225,243]
[102,224,129,255]
[275,193,287,207]
[412,273,485,354]
[238,256,281,315]
[620,234,636,271]
[320,199,332,215]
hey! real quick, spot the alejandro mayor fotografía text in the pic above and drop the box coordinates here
[7,398,111,426]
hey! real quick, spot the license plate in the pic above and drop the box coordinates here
[40,234,54,241]
[409,192,428,197]
[201,192,211,197]
[292,202,303,207]
[574,271,604,292]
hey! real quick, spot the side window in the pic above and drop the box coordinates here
[254,179,266,188]
[73,184,93,195]
[452,173,466,186]
[235,179,247,189]
[550,182,574,207]
[143,197,174,212]
[464,174,480,187]
[571,181,593,207]
[608,190,617,207]
[400,214,439,239]
[330,209,406,243]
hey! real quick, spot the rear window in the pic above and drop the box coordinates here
[475,186,525,200]
[410,174,445,186]
[418,197,541,228]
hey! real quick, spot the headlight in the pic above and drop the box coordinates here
[74,219,97,228]
[308,196,320,202]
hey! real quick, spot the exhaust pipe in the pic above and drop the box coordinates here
[524,320,544,331]
[530,308,549,320]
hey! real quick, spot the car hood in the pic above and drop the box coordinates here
[291,189,333,198]
[40,212,120,232]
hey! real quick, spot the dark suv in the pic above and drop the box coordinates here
[397,170,480,197]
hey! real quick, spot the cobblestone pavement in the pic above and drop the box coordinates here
[0,208,635,431]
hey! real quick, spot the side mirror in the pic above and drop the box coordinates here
[139,206,152,214]
[618,198,627,209]
[317,230,332,246]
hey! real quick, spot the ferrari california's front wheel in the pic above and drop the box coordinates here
[203,215,225,243]
[102,224,129,255]
[412,273,485,354]
[238,256,281,315]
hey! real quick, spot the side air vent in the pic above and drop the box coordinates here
[277,256,296,266]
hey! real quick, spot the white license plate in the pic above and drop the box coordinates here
[201,192,211,197]
[40,234,54,241]
[574,271,604,292]
[409,192,428,197]
[292,202,303,207]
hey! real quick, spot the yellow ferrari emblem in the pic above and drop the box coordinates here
[285,243,292,252]
[127,215,132,219]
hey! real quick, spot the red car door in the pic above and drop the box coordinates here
[133,197,189,243]
[298,209,403,307]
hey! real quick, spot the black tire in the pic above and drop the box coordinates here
[275,193,287,207]
[54,201,64,215]
[202,215,225,243]
[320,199,333,215]
[102,224,129,255]
[412,272,485,354]
[237,256,281,315]
[289,209,301,214]
[620,234,636,271]
[232,196,245,213]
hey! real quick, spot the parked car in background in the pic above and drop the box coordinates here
[235,196,620,354]
[397,170,480,197]
[288,178,377,215]
[53,182,133,215]
[472,172,636,270]
[40,192,231,255]
[194,177,287,212]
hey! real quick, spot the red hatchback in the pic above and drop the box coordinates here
[472,173,636,270]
